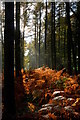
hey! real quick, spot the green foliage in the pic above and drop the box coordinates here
[55,77,67,89]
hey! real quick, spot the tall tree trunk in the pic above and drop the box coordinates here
[66,2,72,75]
[0,14,3,70]
[51,2,54,69]
[77,2,80,74]
[39,6,41,67]
[22,31,24,69]
[45,0,47,66]
[69,2,80,74]
[53,2,56,69]
[15,2,21,77]
[35,23,37,68]
[58,4,60,53]
[78,29,80,73]
[37,18,38,67]
[20,31,24,69]
[3,2,16,119]
[51,2,56,69]
[66,2,77,75]
[64,29,66,64]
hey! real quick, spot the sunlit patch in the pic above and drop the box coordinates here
[21,68,24,74]
[28,102,35,112]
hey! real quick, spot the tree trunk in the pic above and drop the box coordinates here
[20,31,24,69]
[66,2,77,75]
[51,2,54,69]
[15,2,21,77]
[77,2,80,74]
[22,31,24,69]
[78,30,80,74]
[64,29,66,64]
[58,4,60,53]
[37,18,38,67]
[35,23,37,68]
[3,2,16,119]
[53,2,56,69]
[66,2,72,75]
[45,0,47,66]
[51,2,56,69]
[39,6,41,67]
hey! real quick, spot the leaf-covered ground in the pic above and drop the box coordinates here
[15,67,80,120]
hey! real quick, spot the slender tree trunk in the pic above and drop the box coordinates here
[1,17,4,70]
[51,2,54,69]
[58,4,60,53]
[69,3,80,73]
[39,7,41,67]
[3,2,16,119]
[64,29,66,64]
[21,30,24,69]
[78,29,80,73]
[37,18,38,67]
[23,31,24,68]
[51,2,56,69]
[66,2,77,74]
[66,2,72,75]
[77,2,80,74]
[35,23,37,68]
[15,2,21,77]
[53,2,56,69]
[45,0,47,66]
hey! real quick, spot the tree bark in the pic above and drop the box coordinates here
[66,2,77,74]
[3,2,16,119]
[15,2,21,77]
[37,18,38,67]
[53,2,56,69]
[77,2,80,74]
[66,2,72,75]
[35,23,37,68]
[58,4,60,53]
[51,2,54,69]
[45,0,47,66]
[39,6,41,67]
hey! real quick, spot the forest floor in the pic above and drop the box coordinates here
[15,66,80,120]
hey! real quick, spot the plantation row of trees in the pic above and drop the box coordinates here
[25,2,80,75]
[1,2,80,75]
